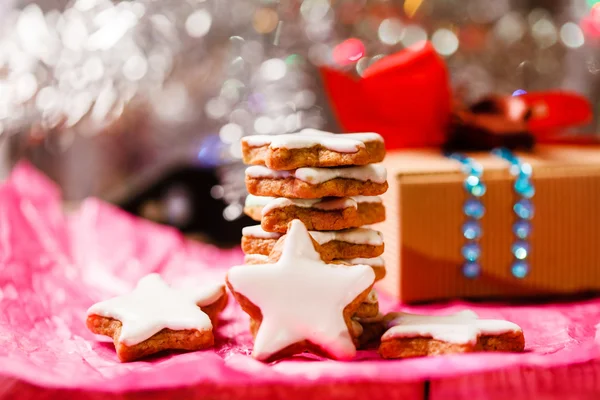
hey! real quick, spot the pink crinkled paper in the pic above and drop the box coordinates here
[1,163,600,400]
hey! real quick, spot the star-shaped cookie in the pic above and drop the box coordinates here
[379,310,525,359]
[227,219,375,361]
[86,273,227,362]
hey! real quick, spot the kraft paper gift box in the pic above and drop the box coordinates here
[375,144,600,303]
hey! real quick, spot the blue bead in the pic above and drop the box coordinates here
[511,261,530,278]
[519,163,533,178]
[513,199,534,220]
[462,262,481,279]
[462,243,481,262]
[521,185,535,199]
[462,220,482,240]
[514,177,534,196]
[465,175,480,188]
[471,183,486,197]
[513,179,535,198]
[464,175,486,197]
[509,163,521,177]
[460,163,472,175]
[463,199,485,219]
[513,220,531,239]
[470,163,483,177]
[511,241,530,260]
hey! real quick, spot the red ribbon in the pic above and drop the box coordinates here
[320,41,593,150]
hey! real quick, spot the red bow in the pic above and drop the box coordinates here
[320,41,593,150]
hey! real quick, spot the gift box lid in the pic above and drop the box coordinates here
[385,145,600,179]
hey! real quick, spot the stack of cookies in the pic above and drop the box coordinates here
[239,128,388,347]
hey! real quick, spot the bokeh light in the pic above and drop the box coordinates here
[560,22,585,49]
[260,58,287,81]
[332,38,365,66]
[253,8,279,34]
[185,9,212,38]
[378,18,404,45]
[431,28,459,56]
[401,25,427,48]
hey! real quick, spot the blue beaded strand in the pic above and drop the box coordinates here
[491,148,534,279]
[447,153,485,279]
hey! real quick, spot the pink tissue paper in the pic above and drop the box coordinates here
[1,163,600,400]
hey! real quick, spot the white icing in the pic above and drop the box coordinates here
[243,129,383,153]
[245,166,291,179]
[310,228,383,246]
[245,194,275,208]
[243,225,382,247]
[245,164,387,185]
[382,311,522,345]
[242,225,283,239]
[227,219,375,361]
[87,274,224,346]
[341,257,385,267]
[262,197,357,215]
[245,254,269,263]
[249,196,383,216]
[364,289,378,304]
[295,164,387,185]
[351,195,383,204]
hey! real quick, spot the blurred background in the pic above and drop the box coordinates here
[0,0,598,246]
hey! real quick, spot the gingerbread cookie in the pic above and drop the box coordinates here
[379,311,525,359]
[241,224,283,257]
[242,129,385,170]
[227,219,375,361]
[244,195,385,233]
[353,289,379,319]
[244,253,270,264]
[351,313,386,348]
[339,257,386,282]
[244,252,385,282]
[242,224,384,261]
[86,274,227,362]
[245,164,388,199]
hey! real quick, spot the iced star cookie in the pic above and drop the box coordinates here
[86,274,227,362]
[245,164,388,199]
[227,219,375,361]
[242,129,385,170]
[379,310,525,359]
[244,195,385,233]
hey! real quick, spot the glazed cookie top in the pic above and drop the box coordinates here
[243,225,383,247]
[243,129,383,153]
[245,164,387,185]
[242,224,283,239]
[244,195,382,215]
[382,310,523,345]
[87,274,224,346]
[341,257,385,266]
[309,228,384,246]
[227,219,375,361]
